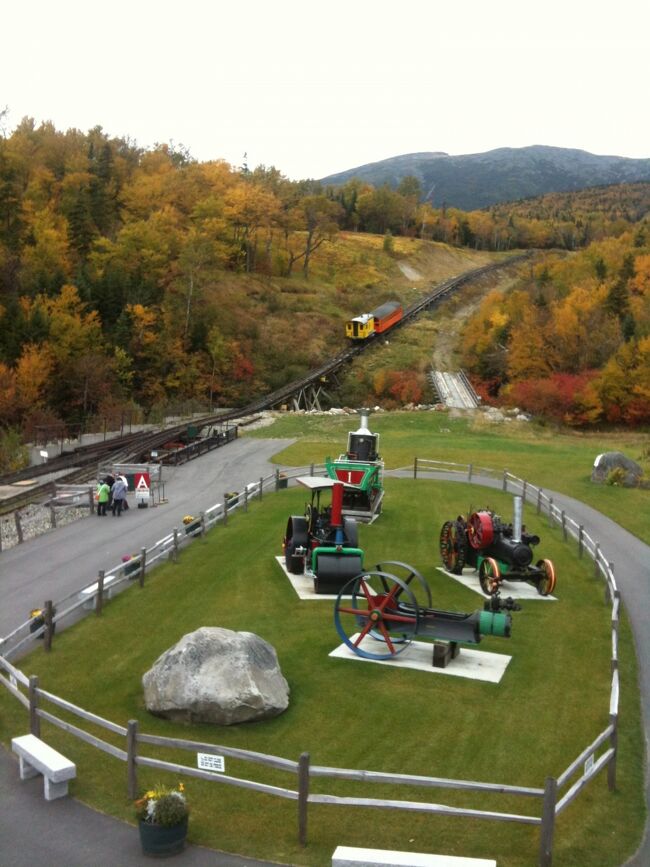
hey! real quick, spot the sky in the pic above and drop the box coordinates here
[2,0,649,181]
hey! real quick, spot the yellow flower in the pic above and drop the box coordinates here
[178,783,185,792]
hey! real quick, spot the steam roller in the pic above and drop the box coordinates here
[334,561,517,661]
[283,478,364,594]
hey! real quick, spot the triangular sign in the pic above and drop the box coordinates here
[136,476,149,491]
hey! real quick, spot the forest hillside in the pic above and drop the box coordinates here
[0,119,649,454]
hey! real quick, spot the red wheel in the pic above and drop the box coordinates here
[334,571,419,660]
[478,557,501,595]
[536,559,557,596]
[468,511,494,550]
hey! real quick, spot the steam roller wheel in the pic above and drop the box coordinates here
[468,511,494,550]
[478,557,501,596]
[334,571,419,660]
[284,516,308,574]
[343,516,358,548]
[536,559,557,596]
[439,521,467,575]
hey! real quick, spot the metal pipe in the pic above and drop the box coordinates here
[512,495,523,543]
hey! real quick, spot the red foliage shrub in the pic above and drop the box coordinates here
[507,372,598,424]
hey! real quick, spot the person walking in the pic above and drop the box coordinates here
[111,476,128,517]
[96,480,110,516]
[118,474,130,510]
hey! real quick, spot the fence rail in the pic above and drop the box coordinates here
[0,456,623,866]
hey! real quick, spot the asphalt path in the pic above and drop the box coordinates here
[0,448,648,866]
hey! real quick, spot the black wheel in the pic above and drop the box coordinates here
[439,520,467,575]
[343,516,358,548]
[478,557,501,595]
[535,559,557,596]
[284,516,309,574]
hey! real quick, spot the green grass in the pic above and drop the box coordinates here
[247,411,650,545]
[0,478,644,866]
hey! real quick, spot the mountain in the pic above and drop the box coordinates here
[320,145,650,210]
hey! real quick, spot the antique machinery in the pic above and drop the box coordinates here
[324,409,384,523]
[334,561,517,662]
[440,496,557,596]
[283,478,364,594]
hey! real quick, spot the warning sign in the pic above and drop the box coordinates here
[135,472,150,491]
[135,472,151,507]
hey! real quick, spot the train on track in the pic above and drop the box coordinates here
[345,300,403,340]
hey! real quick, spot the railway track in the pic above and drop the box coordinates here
[0,254,529,516]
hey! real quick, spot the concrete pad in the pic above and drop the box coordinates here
[329,634,511,683]
[332,845,496,866]
[275,556,337,599]
[436,567,557,601]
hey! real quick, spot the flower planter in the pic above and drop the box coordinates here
[138,817,188,857]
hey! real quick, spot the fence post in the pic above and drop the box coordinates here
[605,564,614,604]
[310,463,314,477]
[95,571,105,615]
[43,600,54,652]
[561,511,567,541]
[258,477,263,501]
[127,719,139,800]
[414,457,418,480]
[14,511,24,544]
[578,525,584,558]
[275,468,281,490]
[297,751,310,847]
[502,470,508,492]
[223,494,228,526]
[539,776,557,867]
[49,505,57,529]
[29,675,40,737]
[548,498,554,527]
[172,528,179,562]
[200,511,206,537]
[522,479,527,502]
[608,712,618,792]
[467,463,473,482]
[594,543,601,578]
[139,547,147,588]
[244,487,249,513]
[537,488,542,515]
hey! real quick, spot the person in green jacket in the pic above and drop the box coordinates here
[96,480,110,516]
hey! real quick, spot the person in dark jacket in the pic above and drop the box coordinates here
[111,476,128,516]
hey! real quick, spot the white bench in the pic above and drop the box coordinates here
[12,734,76,800]
[78,574,116,609]
[332,847,496,867]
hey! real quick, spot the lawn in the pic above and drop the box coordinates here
[247,411,650,545]
[0,476,643,866]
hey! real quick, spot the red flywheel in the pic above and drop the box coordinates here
[468,511,494,549]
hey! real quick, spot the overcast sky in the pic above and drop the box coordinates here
[2,0,648,180]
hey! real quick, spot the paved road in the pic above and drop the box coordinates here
[0,451,648,866]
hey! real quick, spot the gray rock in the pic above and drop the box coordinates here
[142,627,289,725]
[591,451,643,487]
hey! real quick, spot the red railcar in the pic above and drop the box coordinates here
[370,300,403,333]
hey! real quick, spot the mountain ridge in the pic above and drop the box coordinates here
[320,145,650,210]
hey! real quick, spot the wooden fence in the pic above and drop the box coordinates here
[0,458,623,866]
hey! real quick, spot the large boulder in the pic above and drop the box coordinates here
[591,452,643,487]
[142,627,289,725]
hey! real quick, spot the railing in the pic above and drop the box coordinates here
[0,457,622,866]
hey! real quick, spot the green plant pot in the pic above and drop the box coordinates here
[138,817,188,857]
